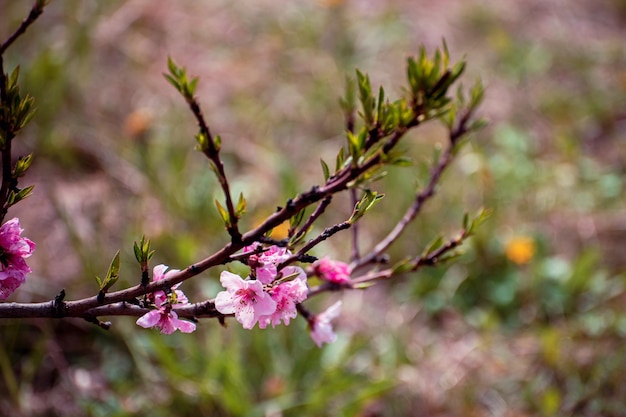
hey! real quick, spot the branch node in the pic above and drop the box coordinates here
[84,315,112,330]
[52,289,66,317]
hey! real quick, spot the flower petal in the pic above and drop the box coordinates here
[214,290,236,314]
[136,310,162,328]
[220,271,246,292]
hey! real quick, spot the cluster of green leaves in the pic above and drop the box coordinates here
[0,67,36,144]
[164,57,198,102]
[321,43,484,208]
[0,67,36,211]
[348,189,384,224]
[134,236,155,286]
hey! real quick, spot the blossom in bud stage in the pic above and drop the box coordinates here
[309,300,342,347]
[136,264,196,334]
[215,271,277,329]
[0,218,35,300]
[314,258,351,285]
[258,266,308,329]
[243,244,291,284]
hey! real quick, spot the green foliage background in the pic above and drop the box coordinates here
[1,0,626,416]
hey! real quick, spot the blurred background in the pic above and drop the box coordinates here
[1,0,626,415]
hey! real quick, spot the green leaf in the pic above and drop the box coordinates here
[195,132,209,152]
[462,212,469,230]
[214,134,222,152]
[7,185,35,206]
[163,74,181,93]
[339,75,356,114]
[442,38,450,69]
[469,118,488,132]
[346,131,361,162]
[349,190,385,223]
[289,208,306,229]
[470,79,485,108]
[320,159,330,181]
[133,235,154,263]
[98,250,121,292]
[352,282,376,289]
[8,66,20,88]
[109,251,121,276]
[167,56,179,75]
[207,160,220,177]
[392,257,413,274]
[376,86,385,126]
[13,154,33,177]
[467,208,492,234]
[189,77,199,95]
[335,147,346,172]
[236,192,247,218]
[389,156,414,167]
[356,70,375,127]
[215,199,230,226]
[421,235,444,257]
[436,250,464,264]
[133,241,142,263]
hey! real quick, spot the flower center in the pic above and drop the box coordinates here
[236,288,258,304]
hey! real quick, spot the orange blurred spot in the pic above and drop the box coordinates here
[505,236,535,265]
[124,109,153,140]
[317,0,344,7]
[270,220,290,240]
[253,216,290,240]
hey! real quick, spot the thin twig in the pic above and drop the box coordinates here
[0,1,46,54]
[279,221,351,269]
[352,141,454,270]
[352,108,474,271]
[292,196,332,243]
[349,188,360,262]
[347,228,467,286]
[184,95,241,242]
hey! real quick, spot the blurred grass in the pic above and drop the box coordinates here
[1,0,626,416]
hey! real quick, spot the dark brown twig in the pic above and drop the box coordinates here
[184,95,242,242]
[0,1,46,55]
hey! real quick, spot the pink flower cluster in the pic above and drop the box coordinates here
[136,264,196,334]
[314,258,352,285]
[215,244,308,330]
[0,218,35,300]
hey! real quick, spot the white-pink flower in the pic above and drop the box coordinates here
[214,271,277,329]
[314,258,351,285]
[310,301,342,347]
[243,244,292,284]
[0,218,35,300]
[136,264,196,334]
[258,266,308,329]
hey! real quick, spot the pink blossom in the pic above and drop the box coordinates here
[151,264,188,306]
[310,301,342,347]
[136,264,196,334]
[314,258,351,285]
[136,309,196,334]
[214,271,277,329]
[0,218,35,300]
[258,266,308,329]
[243,244,292,284]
